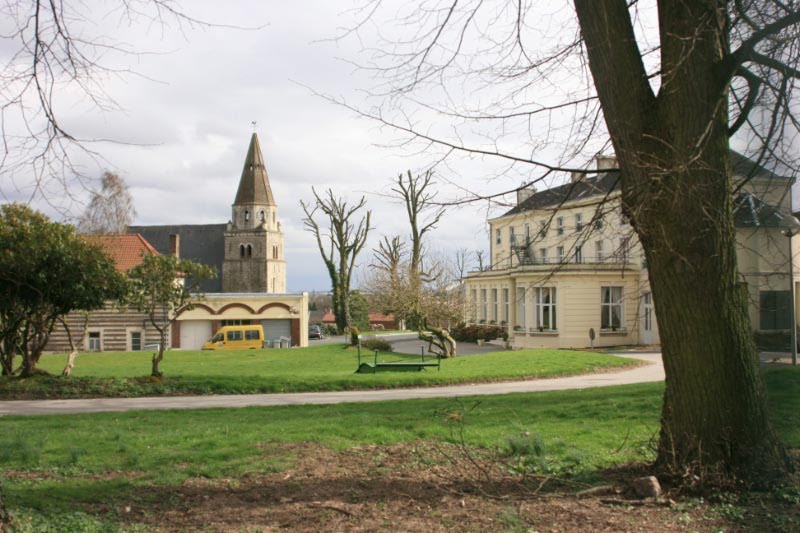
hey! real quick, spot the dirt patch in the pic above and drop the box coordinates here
[89,441,799,532]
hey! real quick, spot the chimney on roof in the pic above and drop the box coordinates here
[595,154,618,171]
[169,234,180,258]
[570,171,584,183]
[516,183,535,205]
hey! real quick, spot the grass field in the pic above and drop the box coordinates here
[1,366,798,531]
[0,344,638,399]
[0,368,800,531]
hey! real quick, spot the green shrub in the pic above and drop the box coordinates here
[451,324,506,343]
[362,338,392,352]
[321,324,338,336]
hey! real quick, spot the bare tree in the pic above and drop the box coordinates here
[342,0,800,483]
[393,169,445,328]
[77,171,136,234]
[301,188,372,332]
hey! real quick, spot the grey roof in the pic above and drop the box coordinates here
[503,172,619,217]
[504,151,788,218]
[731,150,789,182]
[128,224,225,292]
[234,133,276,206]
[732,192,790,228]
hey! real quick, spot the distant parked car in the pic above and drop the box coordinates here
[308,324,324,339]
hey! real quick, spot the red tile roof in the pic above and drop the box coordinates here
[84,234,159,273]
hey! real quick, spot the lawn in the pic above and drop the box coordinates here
[0,344,639,399]
[1,367,798,531]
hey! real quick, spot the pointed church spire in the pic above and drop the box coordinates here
[234,133,276,206]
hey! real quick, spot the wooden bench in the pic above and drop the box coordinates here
[355,350,441,373]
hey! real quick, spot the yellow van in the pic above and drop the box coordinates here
[202,325,264,350]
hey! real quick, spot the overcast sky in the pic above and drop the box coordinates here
[3,0,521,292]
[4,1,798,292]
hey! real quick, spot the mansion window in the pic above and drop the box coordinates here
[502,288,509,323]
[491,288,498,322]
[539,220,546,238]
[574,244,583,264]
[539,248,547,263]
[557,246,565,262]
[760,291,791,330]
[594,215,604,230]
[480,289,488,321]
[556,217,564,235]
[619,237,631,261]
[470,289,477,322]
[596,240,604,262]
[601,286,624,330]
[575,213,583,232]
[495,229,502,245]
[535,287,557,330]
[516,287,526,328]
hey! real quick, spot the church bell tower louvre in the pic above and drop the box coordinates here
[222,132,286,293]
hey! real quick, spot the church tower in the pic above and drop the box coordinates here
[222,133,286,293]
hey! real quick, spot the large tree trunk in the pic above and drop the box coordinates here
[575,0,788,483]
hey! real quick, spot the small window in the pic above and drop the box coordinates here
[495,229,502,245]
[556,217,564,235]
[557,246,565,262]
[273,244,278,259]
[221,319,251,326]
[259,210,265,221]
[596,240,604,262]
[245,210,250,221]
[88,331,101,352]
[594,216,604,230]
[247,244,253,257]
[575,213,583,232]
[539,248,547,263]
[239,244,245,258]
[273,212,276,223]
[539,220,546,238]
[130,331,142,351]
[226,330,243,341]
[575,245,583,264]
[245,329,261,341]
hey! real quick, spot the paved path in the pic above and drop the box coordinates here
[0,353,664,417]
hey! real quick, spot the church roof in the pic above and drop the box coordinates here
[128,224,225,293]
[234,133,276,206]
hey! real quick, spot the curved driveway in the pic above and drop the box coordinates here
[0,353,663,416]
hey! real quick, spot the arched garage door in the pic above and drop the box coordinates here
[262,319,291,346]
[180,320,213,350]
